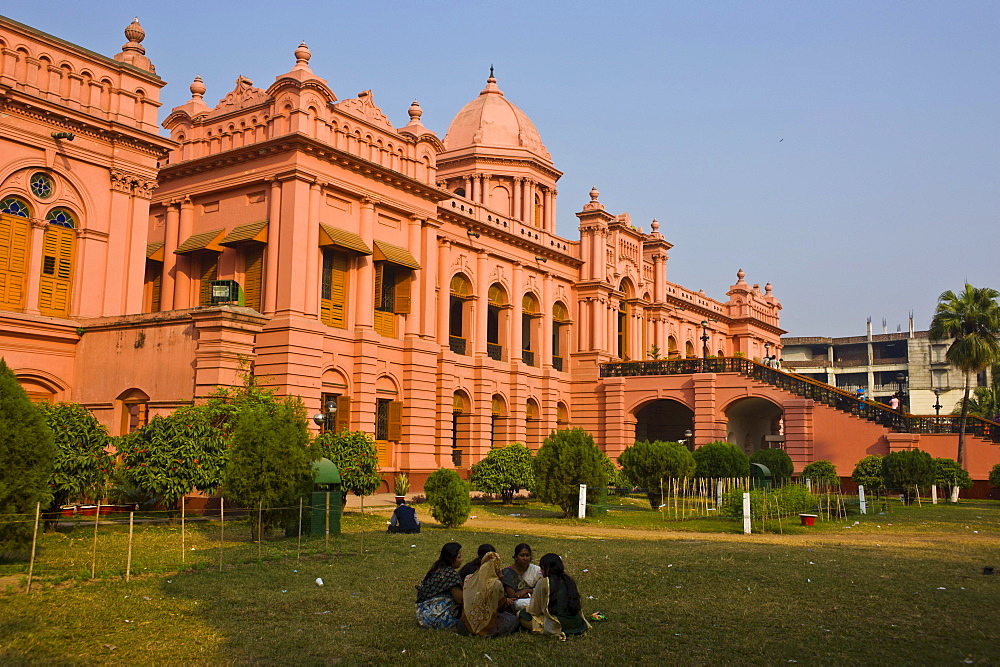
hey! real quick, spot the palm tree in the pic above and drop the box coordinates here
[929,284,1000,465]
[952,365,1000,422]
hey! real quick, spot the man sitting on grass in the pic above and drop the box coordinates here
[388,498,420,534]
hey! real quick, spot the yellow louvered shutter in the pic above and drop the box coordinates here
[334,395,351,432]
[373,262,384,308]
[394,272,411,314]
[243,245,264,311]
[38,224,75,317]
[0,214,30,310]
[199,254,219,306]
[387,400,402,441]
[328,252,348,328]
[150,266,162,313]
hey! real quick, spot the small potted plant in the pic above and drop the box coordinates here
[393,472,410,502]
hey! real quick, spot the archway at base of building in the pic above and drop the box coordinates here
[634,399,694,444]
[723,397,783,455]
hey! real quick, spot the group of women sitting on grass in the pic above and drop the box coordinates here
[414,542,589,639]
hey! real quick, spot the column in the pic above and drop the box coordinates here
[653,254,666,302]
[591,229,604,279]
[578,298,591,351]
[170,199,193,309]
[541,272,553,366]
[544,188,553,231]
[277,177,312,314]
[436,239,451,345]
[483,175,492,208]
[161,202,179,311]
[463,176,472,198]
[421,223,437,339]
[470,175,479,203]
[263,180,281,314]
[580,231,591,280]
[305,181,322,317]
[782,399,815,472]
[511,262,523,361]
[355,197,375,329]
[405,216,423,337]
[692,373,726,446]
[513,178,522,221]
[475,250,488,355]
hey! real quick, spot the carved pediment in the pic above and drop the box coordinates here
[336,90,393,131]
[207,76,270,119]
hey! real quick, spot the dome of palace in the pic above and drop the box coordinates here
[443,71,550,160]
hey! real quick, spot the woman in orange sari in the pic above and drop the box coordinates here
[461,552,518,636]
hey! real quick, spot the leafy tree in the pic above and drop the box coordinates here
[0,358,56,554]
[533,428,607,518]
[932,458,973,498]
[929,284,1000,465]
[953,364,1000,422]
[181,361,281,436]
[882,449,934,504]
[619,440,695,508]
[38,402,113,526]
[600,450,631,495]
[990,463,1000,489]
[692,441,750,479]
[801,460,839,489]
[223,398,313,535]
[851,455,885,495]
[117,411,227,512]
[423,468,471,527]
[469,443,534,504]
[748,448,794,486]
[314,430,381,501]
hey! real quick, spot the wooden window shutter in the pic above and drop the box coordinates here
[387,400,402,441]
[38,225,74,317]
[373,262,384,309]
[199,254,219,306]
[334,395,351,432]
[0,214,30,310]
[393,271,411,314]
[328,252,348,328]
[150,266,162,313]
[243,245,264,311]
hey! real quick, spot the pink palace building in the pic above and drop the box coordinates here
[2,16,997,491]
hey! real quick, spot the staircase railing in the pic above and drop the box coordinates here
[600,357,1000,443]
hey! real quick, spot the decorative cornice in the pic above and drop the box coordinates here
[110,168,158,199]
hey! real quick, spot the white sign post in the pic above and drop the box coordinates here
[716,480,724,507]
[951,486,960,503]
[578,484,587,519]
[742,493,751,534]
[931,484,938,505]
[805,478,812,492]
[858,485,867,515]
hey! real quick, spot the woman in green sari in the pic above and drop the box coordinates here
[518,553,590,639]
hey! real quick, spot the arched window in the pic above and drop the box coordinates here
[525,398,541,449]
[452,391,470,467]
[667,335,679,358]
[533,193,542,227]
[0,201,32,310]
[617,300,629,360]
[39,208,76,317]
[552,301,569,371]
[449,274,473,355]
[491,394,507,449]
[117,388,150,434]
[522,293,540,366]
[556,402,570,427]
[685,340,695,358]
[487,284,508,361]
[1,196,31,217]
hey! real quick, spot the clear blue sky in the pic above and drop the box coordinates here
[7,1,998,337]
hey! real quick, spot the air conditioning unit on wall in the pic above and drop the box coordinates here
[210,280,243,306]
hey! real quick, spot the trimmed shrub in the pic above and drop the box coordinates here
[748,448,794,486]
[850,455,885,494]
[469,443,534,504]
[534,428,607,518]
[314,430,381,499]
[117,411,227,512]
[619,440,696,508]
[882,449,934,504]
[721,483,815,518]
[801,460,839,489]
[38,402,114,514]
[693,441,750,479]
[223,398,313,535]
[990,463,1000,488]
[0,358,56,554]
[932,458,973,492]
[600,451,631,495]
[424,468,471,527]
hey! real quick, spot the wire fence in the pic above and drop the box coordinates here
[0,494,376,593]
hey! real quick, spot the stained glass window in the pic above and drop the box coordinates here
[1,197,31,217]
[45,208,76,228]
[30,173,54,199]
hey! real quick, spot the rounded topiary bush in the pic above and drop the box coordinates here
[801,459,839,489]
[932,457,973,496]
[424,468,472,527]
[619,440,696,508]
[882,449,933,503]
[851,454,885,494]
[748,448,793,486]
[990,463,1000,489]
[534,428,607,517]
[693,441,750,479]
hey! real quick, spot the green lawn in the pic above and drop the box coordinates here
[1,501,998,664]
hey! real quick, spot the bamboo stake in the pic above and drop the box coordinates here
[297,497,303,561]
[26,502,40,594]
[325,492,330,551]
[257,499,263,561]
[360,496,366,558]
[673,478,678,521]
[91,502,100,579]
[126,511,134,582]
[181,496,186,564]
[218,499,225,573]
[914,485,922,507]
